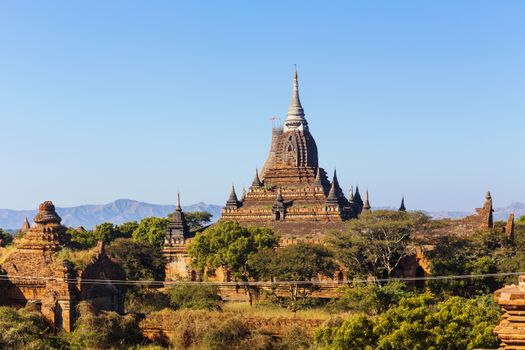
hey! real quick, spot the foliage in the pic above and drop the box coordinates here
[107,238,165,282]
[328,281,411,315]
[131,217,170,248]
[279,326,313,350]
[188,221,278,305]
[188,221,279,280]
[428,231,501,297]
[149,309,283,350]
[179,211,212,231]
[0,305,66,350]
[249,243,336,311]
[315,293,501,350]
[94,222,123,243]
[118,221,139,238]
[125,288,170,314]
[68,228,98,249]
[167,284,222,311]
[57,247,97,269]
[67,302,143,349]
[0,228,13,246]
[327,210,430,279]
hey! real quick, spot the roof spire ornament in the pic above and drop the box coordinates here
[399,197,406,212]
[284,65,307,132]
[252,168,262,187]
[326,176,339,206]
[363,190,371,211]
[348,185,354,202]
[176,192,182,211]
[226,184,240,209]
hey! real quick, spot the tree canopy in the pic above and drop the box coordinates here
[327,210,430,280]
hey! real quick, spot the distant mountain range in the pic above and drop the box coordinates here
[0,199,223,230]
[0,199,522,231]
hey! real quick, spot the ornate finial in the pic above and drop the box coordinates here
[326,178,339,206]
[486,191,492,200]
[226,184,240,208]
[363,190,371,211]
[399,197,406,212]
[21,216,31,232]
[252,168,262,187]
[284,65,306,131]
[176,192,182,211]
[242,187,247,200]
[348,185,354,202]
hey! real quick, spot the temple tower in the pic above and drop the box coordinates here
[221,68,357,225]
[163,193,194,281]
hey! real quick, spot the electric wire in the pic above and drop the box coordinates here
[0,271,523,287]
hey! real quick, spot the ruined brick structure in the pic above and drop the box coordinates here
[494,275,525,349]
[0,201,126,332]
[222,68,364,225]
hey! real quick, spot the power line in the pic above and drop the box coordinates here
[0,271,522,287]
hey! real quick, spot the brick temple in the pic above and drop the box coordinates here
[0,201,126,331]
[221,68,368,229]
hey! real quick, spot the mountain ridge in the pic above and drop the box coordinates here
[0,199,522,230]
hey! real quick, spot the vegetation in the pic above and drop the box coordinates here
[188,221,279,304]
[327,281,411,315]
[327,210,430,280]
[315,293,500,350]
[167,284,222,311]
[0,305,66,349]
[0,228,13,246]
[131,217,170,248]
[67,302,143,349]
[249,243,336,311]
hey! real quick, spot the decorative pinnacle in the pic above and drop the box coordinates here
[286,65,305,121]
[486,191,492,200]
[252,168,261,187]
[399,197,406,212]
[276,187,284,202]
[176,192,182,211]
[363,190,371,210]
[348,185,354,201]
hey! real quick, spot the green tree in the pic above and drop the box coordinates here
[0,228,13,246]
[131,217,169,247]
[107,238,165,282]
[117,221,139,238]
[328,281,411,315]
[327,210,430,280]
[188,221,279,304]
[315,293,501,350]
[249,243,336,311]
[94,222,122,243]
[167,284,222,311]
[180,211,212,231]
[428,231,501,297]
[68,227,97,249]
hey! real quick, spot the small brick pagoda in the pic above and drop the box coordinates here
[221,68,364,227]
[0,201,126,332]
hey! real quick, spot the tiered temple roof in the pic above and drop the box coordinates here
[221,68,363,226]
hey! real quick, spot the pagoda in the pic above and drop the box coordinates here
[221,68,362,227]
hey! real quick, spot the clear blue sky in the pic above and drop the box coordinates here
[0,1,523,211]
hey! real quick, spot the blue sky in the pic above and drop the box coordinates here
[0,1,523,211]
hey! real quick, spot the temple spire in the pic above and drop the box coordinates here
[21,216,31,232]
[326,176,339,206]
[399,197,406,212]
[363,190,371,211]
[252,168,262,187]
[284,65,307,131]
[176,192,182,211]
[348,185,354,202]
[226,184,240,208]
